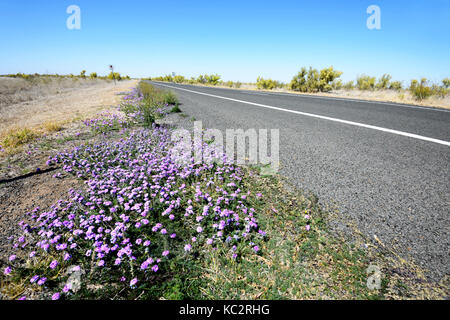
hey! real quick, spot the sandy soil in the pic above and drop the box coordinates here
[0,79,137,135]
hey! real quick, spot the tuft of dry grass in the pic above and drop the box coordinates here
[41,121,64,133]
[0,121,66,155]
[0,127,41,152]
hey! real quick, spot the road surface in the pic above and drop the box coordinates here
[148,81,450,281]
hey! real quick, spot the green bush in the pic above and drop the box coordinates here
[376,74,392,89]
[356,75,376,90]
[80,70,86,79]
[442,78,450,89]
[305,67,320,92]
[108,72,122,81]
[409,78,432,101]
[289,67,308,92]
[234,81,242,88]
[343,81,355,90]
[318,66,342,92]
[197,74,208,84]
[256,77,277,90]
[163,91,179,105]
[431,84,447,98]
[173,75,185,83]
[332,79,343,90]
[389,81,402,90]
[289,66,342,92]
[206,74,221,85]
[89,72,97,79]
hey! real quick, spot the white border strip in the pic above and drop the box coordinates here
[152,82,450,147]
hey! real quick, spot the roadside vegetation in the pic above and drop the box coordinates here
[1,82,447,300]
[148,69,449,107]
[148,74,242,89]
[3,72,131,82]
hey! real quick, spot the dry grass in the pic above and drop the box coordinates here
[0,76,113,107]
[0,78,137,133]
[0,76,137,155]
[41,120,64,133]
[0,127,40,151]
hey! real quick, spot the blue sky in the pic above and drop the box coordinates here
[0,0,449,83]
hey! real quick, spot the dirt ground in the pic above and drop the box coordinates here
[0,78,137,136]
[0,170,82,262]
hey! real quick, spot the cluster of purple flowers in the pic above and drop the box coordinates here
[4,122,265,300]
[83,111,129,133]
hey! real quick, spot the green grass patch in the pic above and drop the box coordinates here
[170,104,182,113]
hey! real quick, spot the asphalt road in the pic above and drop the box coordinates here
[148,81,450,282]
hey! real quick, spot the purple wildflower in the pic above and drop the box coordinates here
[49,260,58,269]
[4,266,12,275]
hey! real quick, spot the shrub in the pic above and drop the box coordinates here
[206,74,221,85]
[331,79,343,90]
[376,74,392,89]
[234,81,242,88]
[185,77,195,84]
[289,66,341,92]
[197,74,208,84]
[409,78,432,100]
[163,91,179,105]
[356,75,376,90]
[389,81,402,91]
[305,67,320,92]
[108,72,122,81]
[289,67,308,92]
[343,81,355,90]
[318,66,342,92]
[173,75,185,83]
[431,84,447,98]
[442,78,450,89]
[80,70,86,79]
[89,72,97,79]
[256,77,277,90]
[225,81,234,88]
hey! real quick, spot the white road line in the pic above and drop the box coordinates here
[153,82,450,147]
